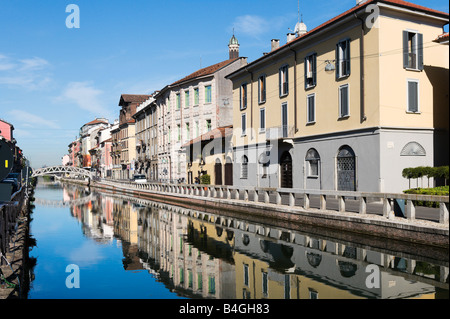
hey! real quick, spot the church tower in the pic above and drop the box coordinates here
[228,31,239,59]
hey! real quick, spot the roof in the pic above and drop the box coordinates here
[226,0,449,78]
[83,118,109,126]
[434,32,449,43]
[170,58,239,87]
[182,125,233,148]
[119,94,152,105]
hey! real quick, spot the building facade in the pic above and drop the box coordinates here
[227,0,449,193]
[155,38,247,183]
[118,94,151,179]
[133,95,159,181]
[79,118,110,169]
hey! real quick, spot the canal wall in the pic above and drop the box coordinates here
[0,186,33,299]
[87,180,449,250]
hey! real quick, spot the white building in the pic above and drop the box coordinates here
[155,36,247,183]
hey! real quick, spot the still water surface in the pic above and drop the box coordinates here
[27,181,448,299]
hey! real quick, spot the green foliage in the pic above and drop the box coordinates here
[403,186,449,207]
[401,166,449,187]
[200,174,211,185]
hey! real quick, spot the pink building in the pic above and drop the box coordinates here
[0,119,14,142]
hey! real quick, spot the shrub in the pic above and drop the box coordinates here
[200,174,210,185]
[403,186,449,207]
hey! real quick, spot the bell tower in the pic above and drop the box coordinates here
[228,30,239,59]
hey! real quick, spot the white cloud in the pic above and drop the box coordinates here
[19,57,49,71]
[0,54,52,90]
[57,81,115,120]
[233,15,270,37]
[8,109,61,129]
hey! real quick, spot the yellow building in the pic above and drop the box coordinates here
[226,0,448,193]
[183,125,234,185]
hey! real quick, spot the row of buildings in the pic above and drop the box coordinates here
[65,0,449,194]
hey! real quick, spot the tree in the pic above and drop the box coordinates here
[402,167,413,189]
[422,166,433,188]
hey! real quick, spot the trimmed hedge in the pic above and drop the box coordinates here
[403,186,449,207]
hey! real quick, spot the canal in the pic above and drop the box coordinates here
[26,180,449,299]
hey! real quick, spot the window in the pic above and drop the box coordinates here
[195,121,199,138]
[243,264,249,286]
[407,79,419,113]
[176,93,181,110]
[241,155,248,179]
[241,113,247,136]
[240,83,247,110]
[305,53,317,88]
[177,124,181,141]
[281,103,288,137]
[194,88,199,105]
[279,65,289,96]
[262,272,268,297]
[206,119,212,132]
[185,122,190,141]
[185,90,190,107]
[307,94,315,124]
[339,84,349,118]
[260,108,266,132]
[205,85,212,103]
[258,75,266,104]
[305,148,320,177]
[403,31,423,70]
[336,39,350,79]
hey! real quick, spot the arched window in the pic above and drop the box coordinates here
[400,141,426,156]
[241,155,248,179]
[305,148,320,177]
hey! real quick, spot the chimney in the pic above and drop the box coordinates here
[287,33,296,43]
[271,39,280,51]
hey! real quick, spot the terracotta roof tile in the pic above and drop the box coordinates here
[171,59,239,86]
[120,94,152,104]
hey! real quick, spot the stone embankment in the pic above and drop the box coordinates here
[0,186,33,299]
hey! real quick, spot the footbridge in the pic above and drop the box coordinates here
[31,166,94,179]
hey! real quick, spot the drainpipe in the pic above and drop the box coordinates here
[290,47,299,133]
[354,13,367,123]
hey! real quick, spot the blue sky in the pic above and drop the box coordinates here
[0,0,448,168]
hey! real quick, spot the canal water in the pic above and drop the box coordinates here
[26,181,449,299]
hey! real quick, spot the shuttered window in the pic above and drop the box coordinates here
[279,65,289,96]
[403,31,423,70]
[241,113,246,136]
[240,83,247,110]
[307,93,315,123]
[339,84,349,118]
[336,39,351,79]
[407,80,419,113]
[305,53,317,89]
[258,75,266,104]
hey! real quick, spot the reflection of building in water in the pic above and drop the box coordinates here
[61,186,448,299]
[232,228,440,299]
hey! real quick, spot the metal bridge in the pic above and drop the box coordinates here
[31,165,94,179]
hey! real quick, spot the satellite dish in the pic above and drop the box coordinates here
[0,140,14,181]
